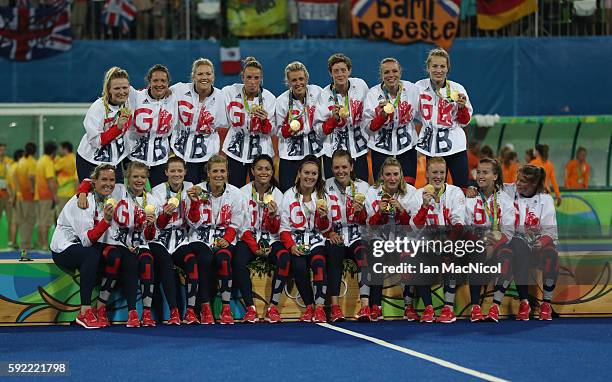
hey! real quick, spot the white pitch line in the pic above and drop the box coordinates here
[318,323,509,382]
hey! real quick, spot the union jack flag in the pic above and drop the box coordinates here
[101,0,137,34]
[0,0,72,61]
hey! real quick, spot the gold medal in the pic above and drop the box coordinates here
[383,103,394,114]
[450,91,459,102]
[289,119,301,132]
[105,198,117,208]
[338,107,349,119]
[168,197,179,207]
[144,204,156,215]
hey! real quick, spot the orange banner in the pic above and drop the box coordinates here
[351,0,461,49]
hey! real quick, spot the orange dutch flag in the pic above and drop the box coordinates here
[476,0,538,30]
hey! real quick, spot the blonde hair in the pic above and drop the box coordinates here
[101,67,129,117]
[376,157,408,196]
[425,48,451,71]
[191,58,214,78]
[426,156,447,170]
[126,161,150,179]
[379,57,402,81]
[242,56,263,75]
[207,154,228,172]
[91,164,116,180]
[284,61,309,85]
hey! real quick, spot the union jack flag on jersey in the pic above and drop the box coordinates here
[0,0,71,61]
[101,0,137,34]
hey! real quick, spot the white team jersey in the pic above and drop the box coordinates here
[410,184,466,227]
[465,190,516,241]
[275,85,324,160]
[187,182,245,246]
[149,181,194,253]
[503,184,558,244]
[51,194,100,252]
[279,187,333,250]
[414,79,473,157]
[240,183,284,244]
[170,82,227,163]
[221,84,277,163]
[99,184,159,249]
[77,93,137,166]
[325,178,369,246]
[127,89,179,166]
[363,80,420,155]
[364,184,417,225]
[314,78,369,158]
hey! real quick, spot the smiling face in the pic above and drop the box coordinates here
[93,169,116,197]
[165,161,185,188]
[108,78,130,105]
[330,62,350,89]
[476,162,497,191]
[207,162,228,189]
[242,66,262,96]
[381,61,401,90]
[426,162,447,190]
[251,158,273,187]
[382,165,402,193]
[193,64,214,95]
[332,156,352,187]
[427,56,449,85]
[149,70,169,99]
[287,70,308,99]
[298,163,319,191]
[128,168,148,195]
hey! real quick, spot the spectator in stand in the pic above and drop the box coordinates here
[153,0,168,39]
[71,0,88,39]
[7,149,24,248]
[564,146,590,189]
[467,141,480,185]
[479,145,494,159]
[525,148,536,164]
[501,150,519,183]
[134,0,153,39]
[15,142,37,250]
[54,142,78,216]
[530,144,562,206]
[36,141,58,251]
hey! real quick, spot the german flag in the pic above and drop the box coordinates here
[476,0,538,30]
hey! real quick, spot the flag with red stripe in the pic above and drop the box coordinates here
[476,0,537,30]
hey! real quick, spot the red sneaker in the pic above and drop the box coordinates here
[220,305,234,325]
[355,306,371,322]
[516,300,531,321]
[313,305,327,323]
[75,309,103,329]
[93,306,109,327]
[486,304,500,322]
[403,304,419,322]
[183,308,199,325]
[265,305,282,323]
[539,302,553,321]
[299,305,315,322]
[437,305,456,323]
[200,304,214,325]
[141,309,156,327]
[470,304,485,322]
[242,305,258,323]
[126,309,140,328]
[329,304,344,322]
[420,305,435,323]
[167,308,181,325]
[370,305,383,322]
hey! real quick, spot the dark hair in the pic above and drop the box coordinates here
[502,151,518,166]
[166,155,186,170]
[331,149,356,181]
[518,164,546,194]
[478,158,504,191]
[295,155,325,198]
[251,154,280,190]
[146,64,171,84]
[535,144,549,161]
[525,148,536,162]
[480,145,494,159]
[43,141,57,156]
[327,53,352,73]
[0,143,5,148]
[13,149,24,162]
[242,56,263,76]
[60,141,73,152]
[576,146,587,155]
[24,142,36,157]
